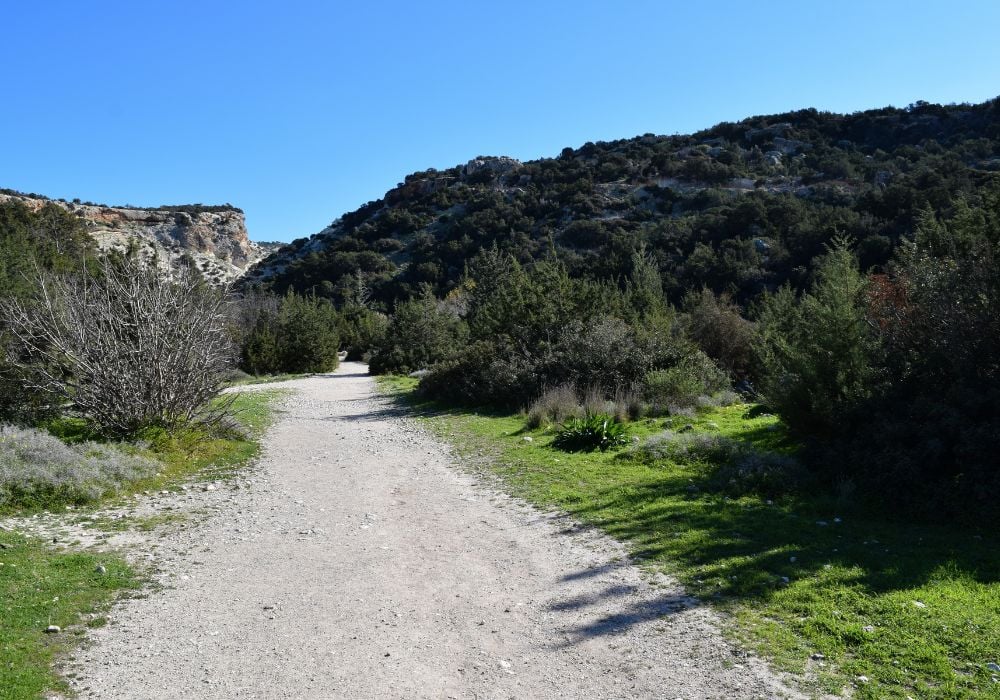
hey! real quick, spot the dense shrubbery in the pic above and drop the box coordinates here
[249,98,1000,317]
[367,293,466,374]
[754,202,1000,521]
[239,291,341,375]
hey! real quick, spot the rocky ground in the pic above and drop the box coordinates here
[23,363,801,699]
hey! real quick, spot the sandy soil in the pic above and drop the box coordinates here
[66,362,800,699]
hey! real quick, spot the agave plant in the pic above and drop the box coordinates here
[552,413,628,452]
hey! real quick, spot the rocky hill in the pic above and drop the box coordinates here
[0,191,276,283]
[243,98,1000,308]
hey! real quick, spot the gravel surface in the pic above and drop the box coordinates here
[67,363,800,699]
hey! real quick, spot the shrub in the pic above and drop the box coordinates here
[543,316,688,395]
[754,239,878,437]
[552,414,628,452]
[631,430,743,465]
[681,288,756,379]
[338,304,389,361]
[240,291,340,375]
[642,350,731,413]
[627,430,802,496]
[0,425,159,509]
[525,384,582,429]
[417,339,533,407]
[0,256,234,437]
[368,294,466,374]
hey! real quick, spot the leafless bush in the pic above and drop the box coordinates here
[0,257,235,436]
[612,387,646,422]
[582,385,611,417]
[525,384,582,429]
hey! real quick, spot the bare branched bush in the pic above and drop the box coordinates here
[0,257,235,436]
[525,384,582,429]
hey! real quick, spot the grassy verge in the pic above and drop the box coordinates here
[379,376,1000,699]
[25,389,283,512]
[0,530,137,699]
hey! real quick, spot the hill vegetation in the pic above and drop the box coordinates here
[247,98,1000,309]
[243,97,1000,524]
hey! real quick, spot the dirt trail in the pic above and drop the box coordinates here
[71,363,797,699]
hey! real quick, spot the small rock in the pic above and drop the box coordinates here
[986,662,1000,672]
[95,564,107,575]
[44,625,61,634]
[856,675,869,684]
[521,436,533,443]
[810,652,825,661]
[816,520,828,526]
[862,625,875,633]
[912,600,926,608]
[202,484,215,492]
[789,556,797,563]
[779,576,790,584]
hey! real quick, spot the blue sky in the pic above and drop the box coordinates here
[3,1,999,242]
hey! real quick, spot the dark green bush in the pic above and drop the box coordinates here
[417,339,534,407]
[368,293,466,374]
[552,414,628,452]
[754,239,878,437]
[338,304,388,361]
[240,292,340,375]
[642,350,731,412]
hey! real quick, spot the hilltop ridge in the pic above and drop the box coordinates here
[243,98,1000,307]
[0,190,276,283]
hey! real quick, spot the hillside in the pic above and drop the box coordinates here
[244,98,1000,307]
[0,191,277,283]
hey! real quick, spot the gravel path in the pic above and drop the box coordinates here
[70,363,798,699]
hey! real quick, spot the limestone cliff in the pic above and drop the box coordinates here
[0,192,275,283]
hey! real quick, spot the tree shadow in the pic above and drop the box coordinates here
[549,582,698,646]
[561,475,1000,603]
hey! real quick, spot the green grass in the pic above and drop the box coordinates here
[379,377,1000,699]
[134,389,282,487]
[0,530,137,699]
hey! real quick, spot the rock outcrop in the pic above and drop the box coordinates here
[0,192,275,283]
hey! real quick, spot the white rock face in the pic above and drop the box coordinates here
[0,193,275,284]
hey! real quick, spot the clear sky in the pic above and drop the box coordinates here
[3,1,999,242]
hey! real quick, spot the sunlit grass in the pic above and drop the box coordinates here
[0,530,137,699]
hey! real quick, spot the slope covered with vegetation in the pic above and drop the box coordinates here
[246,98,1000,309]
